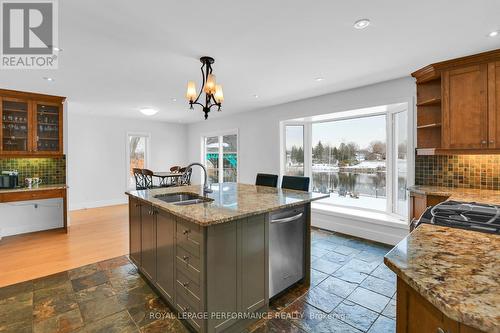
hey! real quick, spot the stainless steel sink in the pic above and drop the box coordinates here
[154,193,213,205]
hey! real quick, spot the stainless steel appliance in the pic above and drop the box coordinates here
[269,206,305,298]
[417,200,500,234]
[0,171,18,189]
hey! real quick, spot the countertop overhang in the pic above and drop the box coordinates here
[384,224,500,333]
[408,185,500,205]
[126,183,329,226]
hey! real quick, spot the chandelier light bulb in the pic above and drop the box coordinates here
[214,85,224,103]
[204,74,216,94]
[186,81,197,102]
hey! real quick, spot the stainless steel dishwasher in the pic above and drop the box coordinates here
[269,205,305,298]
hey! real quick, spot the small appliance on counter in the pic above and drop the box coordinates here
[0,170,19,189]
[416,200,500,234]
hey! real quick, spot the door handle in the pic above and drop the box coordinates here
[271,213,303,224]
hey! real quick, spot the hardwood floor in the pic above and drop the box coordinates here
[0,204,129,288]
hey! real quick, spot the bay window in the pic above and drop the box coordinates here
[282,103,410,218]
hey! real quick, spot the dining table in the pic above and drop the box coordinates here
[152,171,183,187]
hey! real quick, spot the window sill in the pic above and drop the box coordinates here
[311,202,408,230]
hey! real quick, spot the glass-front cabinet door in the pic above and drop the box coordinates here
[1,98,31,154]
[34,102,62,154]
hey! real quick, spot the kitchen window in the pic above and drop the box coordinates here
[203,131,238,183]
[126,133,150,189]
[282,103,410,218]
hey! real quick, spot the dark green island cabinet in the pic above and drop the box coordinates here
[128,194,312,333]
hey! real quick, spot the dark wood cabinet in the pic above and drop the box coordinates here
[0,89,65,157]
[397,277,484,333]
[129,198,142,266]
[141,204,157,281]
[156,209,175,303]
[412,49,500,155]
[488,61,500,149]
[442,64,488,149]
[409,192,448,227]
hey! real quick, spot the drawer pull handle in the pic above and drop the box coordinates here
[182,229,190,235]
[436,328,445,333]
[182,282,189,288]
[182,255,189,261]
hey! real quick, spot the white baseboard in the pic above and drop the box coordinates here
[69,198,127,211]
[312,207,409,246]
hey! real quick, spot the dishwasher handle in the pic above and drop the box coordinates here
[271,212,303,224]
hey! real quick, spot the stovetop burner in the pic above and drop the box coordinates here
[418,200,500,234]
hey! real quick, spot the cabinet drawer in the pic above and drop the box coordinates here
[0,189,64,203]
[176,266,201,300]
[175,291,202,330]
[176,246,201,285]
[176,219,202,256]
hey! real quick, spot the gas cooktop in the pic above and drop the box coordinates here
[418,200,500,234]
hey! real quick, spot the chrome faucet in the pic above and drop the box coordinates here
[185,162,213,194]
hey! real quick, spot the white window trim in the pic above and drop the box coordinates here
[200,129,239,183]
[125,132,151,190]
[280,101,414,221]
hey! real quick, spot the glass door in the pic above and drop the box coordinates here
[34,102,62,154]
[1,98,30,154]
[222,134,238,182]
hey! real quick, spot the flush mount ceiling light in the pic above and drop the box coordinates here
[139,107,158,116]
[314,77,325,82]
[186,56,224,120]
[42,77,55,82]
[488,30,499,37]
[353,19,371,29]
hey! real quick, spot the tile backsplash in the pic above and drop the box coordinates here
[0,157,66,185]
[415,155,500,190]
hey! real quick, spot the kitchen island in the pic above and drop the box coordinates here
[384,224,500,333]
[125,183,328,333]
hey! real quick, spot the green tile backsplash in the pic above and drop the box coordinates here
[415,155,500,190]
[0,157,66,186]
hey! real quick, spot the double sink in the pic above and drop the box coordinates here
[154,192,213,206]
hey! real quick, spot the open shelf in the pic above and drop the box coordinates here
[416,97,441,106]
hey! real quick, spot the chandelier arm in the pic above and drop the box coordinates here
[193,63,206,104]
[191,101,205,108]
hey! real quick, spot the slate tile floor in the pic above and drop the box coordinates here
[0,228,396,333]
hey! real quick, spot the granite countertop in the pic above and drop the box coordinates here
[408,185,500,205]
[0,184,68,194]
[126,183,329,226]
[384,224,500,333]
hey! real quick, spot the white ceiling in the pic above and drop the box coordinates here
[1,0,499,123]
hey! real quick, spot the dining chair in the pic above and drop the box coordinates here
[255,173,278,187]
[142,169,157,189]
[281,176,310,191]
[132,168,145,190]
[179,167,192,186]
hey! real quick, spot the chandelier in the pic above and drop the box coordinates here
[186,56,224,120]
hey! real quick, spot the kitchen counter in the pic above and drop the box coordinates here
[384,224,500,333]
[0,184,68,194]
[126,182,328,226]
[408,185,500,205]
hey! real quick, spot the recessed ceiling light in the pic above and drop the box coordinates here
[139,107,158,116]
[253,94,259,98]
[314,77,325,82]
[488,30,499,37]
[42,77,55,82]
[353,19,371,30]
[171,98,177,102]
[52,47,63,52]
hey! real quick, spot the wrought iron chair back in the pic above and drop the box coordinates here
[133,168,146,190]
[179,167,193,186]
[142,169,155,189]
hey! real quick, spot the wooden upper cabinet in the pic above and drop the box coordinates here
[413,49,500,154]
[442,64,488,149]
[0,89,65,157]
[488,61,500,149]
